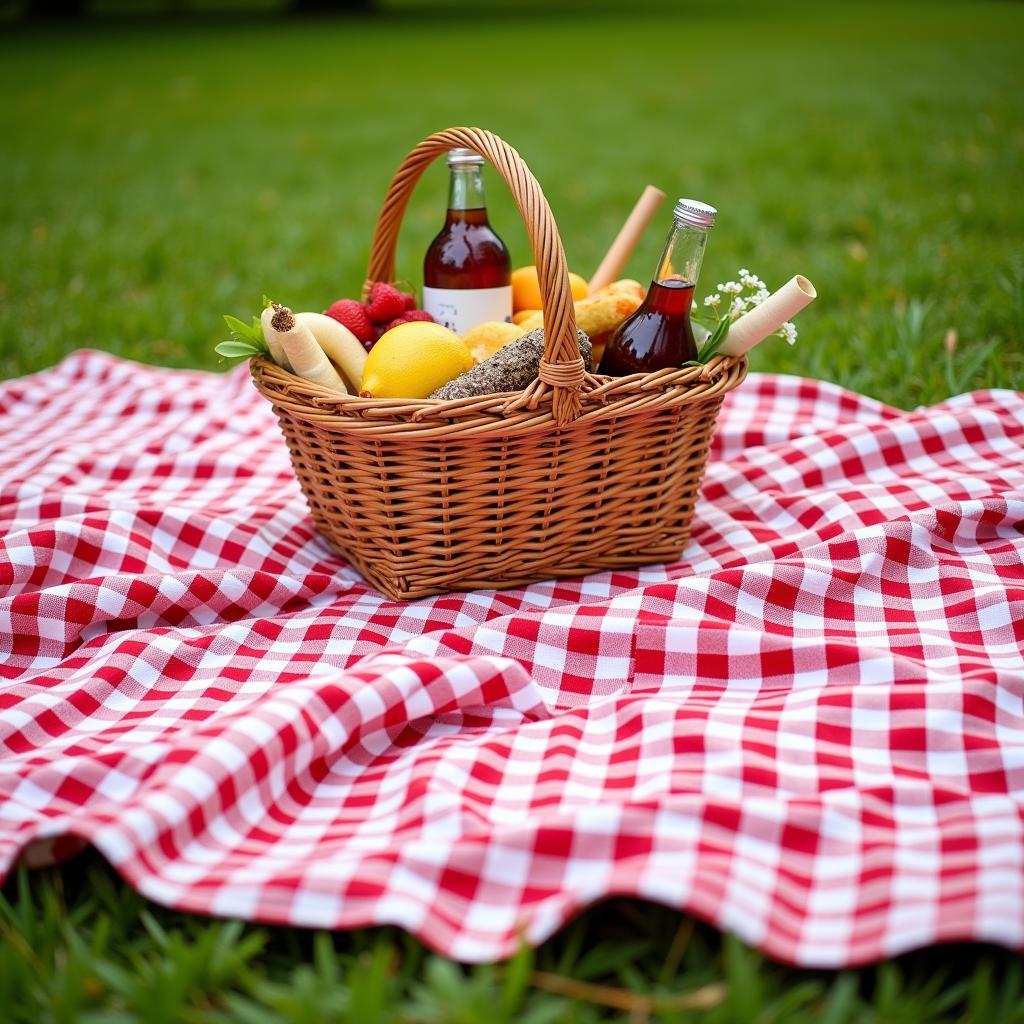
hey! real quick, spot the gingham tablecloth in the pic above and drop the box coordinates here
[2,350,1022,966]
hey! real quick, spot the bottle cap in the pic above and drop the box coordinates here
[673,198,717,229]
[447,147,485,167]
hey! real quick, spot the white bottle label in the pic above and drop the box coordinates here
[422,285,513,335]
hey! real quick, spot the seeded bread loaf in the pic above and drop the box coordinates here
[430,327,592,401]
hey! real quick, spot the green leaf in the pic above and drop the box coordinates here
[221,314,266,348]
[214,339,261,358]
[696,315,732,363]
[223,314,253,336]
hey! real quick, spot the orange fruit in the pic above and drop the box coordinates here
[512,265,589,312]
[568,272,590,302]
[511,265,543,313]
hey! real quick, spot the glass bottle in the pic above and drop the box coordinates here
[422,148,512,334]
[597,199,716,375]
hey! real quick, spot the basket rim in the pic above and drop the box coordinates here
[250,354,747,440]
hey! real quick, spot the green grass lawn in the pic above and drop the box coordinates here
[4,854,1024,1024]
[2,2,1023,1021]
[2,1,1022,400]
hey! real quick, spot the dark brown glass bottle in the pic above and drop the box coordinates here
[423,148,512,334]
[598,199,716,376]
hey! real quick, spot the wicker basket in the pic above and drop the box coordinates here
[251,127,747,601]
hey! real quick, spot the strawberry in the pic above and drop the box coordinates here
[365,282,406,324]
[324,299,373,343]
[381,310,437,334]
[401,291,416,311]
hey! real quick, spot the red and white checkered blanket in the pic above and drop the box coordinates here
[2,350,1022,966]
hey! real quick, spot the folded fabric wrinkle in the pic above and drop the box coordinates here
[1,350,1022,967]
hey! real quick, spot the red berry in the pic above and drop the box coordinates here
[401,291,416,311]
[380,309,437,334]
[324,299,373,342]
[365,282,406,324]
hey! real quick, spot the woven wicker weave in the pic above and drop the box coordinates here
[251,127,747,600]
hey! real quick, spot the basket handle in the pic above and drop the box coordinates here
[364,127,587,424]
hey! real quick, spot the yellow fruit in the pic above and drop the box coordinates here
[359,322,473,399]
[512,309,540,326]
[596,278,645,303]
[516,277,646,338]
[462,321,525,363]
[568,272,590,302]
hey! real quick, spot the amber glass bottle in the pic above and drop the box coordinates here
[598,199,716,376]
[422,148,512,334]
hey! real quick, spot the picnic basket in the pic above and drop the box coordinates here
[251,127,747,601]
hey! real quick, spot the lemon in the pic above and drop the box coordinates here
[462,320,525,363]
[359,321,473,399]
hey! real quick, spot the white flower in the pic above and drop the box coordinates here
[753,287,770,304]
[737,266,766,289]
[704,294,721,307]
[780,321,798,344]
[729,297,747,317]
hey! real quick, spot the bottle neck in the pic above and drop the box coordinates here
[654,219,710,288]
[448,165,487,212]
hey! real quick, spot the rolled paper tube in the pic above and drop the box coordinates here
[717,275,817,357]
[588,185,667,294]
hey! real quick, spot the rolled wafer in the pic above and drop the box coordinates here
[264,304,348,394]
[260,304,292,371]
[716,275,816,357]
